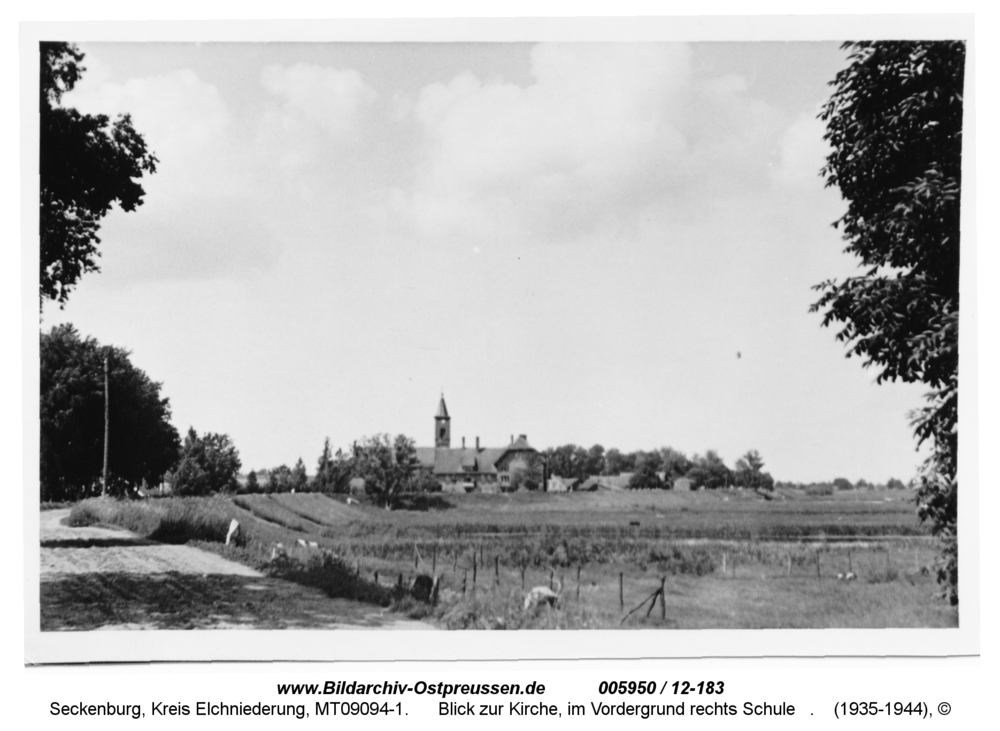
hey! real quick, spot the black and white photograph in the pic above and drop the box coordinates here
[22,14,977,664]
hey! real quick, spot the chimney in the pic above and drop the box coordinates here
[475,436,480,451]
[510,434,513,445]
[462,436,465,449]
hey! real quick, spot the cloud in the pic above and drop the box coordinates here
[60,58,276,284]
[384,43,791,244]
[257,63,377,172]
[261,63,376,134]
[772,111,831,187]
[93,196,281,286]
[63,66,232,195]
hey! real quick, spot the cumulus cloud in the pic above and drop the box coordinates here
[59,59,277,284]
[64,66,232,195]
[385,43,790,244]
[257,63,377,172]
[772,111,831,187]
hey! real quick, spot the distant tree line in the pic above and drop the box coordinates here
[243,434,440,508]
[775,477,908,495]
[541,444,775,492]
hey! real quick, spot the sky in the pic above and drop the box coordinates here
[40,40,936,483]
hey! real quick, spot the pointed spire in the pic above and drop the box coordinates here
[436,393,449,419]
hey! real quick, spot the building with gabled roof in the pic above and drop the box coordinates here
[416,395,545,492]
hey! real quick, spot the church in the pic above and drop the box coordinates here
[415,395,546,493]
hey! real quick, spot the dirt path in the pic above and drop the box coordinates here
[40,509,435,631]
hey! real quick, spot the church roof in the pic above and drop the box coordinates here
[436,395,450,419]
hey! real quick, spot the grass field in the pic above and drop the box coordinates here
[62,487,955,629]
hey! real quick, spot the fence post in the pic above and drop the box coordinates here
[462,570,467,596]
[659,577,666,620]
[848,549,852,574]
[619,572,624,611]
[722,553,727,575]
[398,572,403,589]
[433,544,437,574]
[576,565,581,602]
[787,554,791,577]
[495,556,499,585]
[733,553,737,578]
[374,570,379,585]
[472,552,477,588]
[521,563,526,591]
[816,550,821,579]
[415,544,419,570]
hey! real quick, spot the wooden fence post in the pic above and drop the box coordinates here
[848,549,852,574]
[462,570,467,596]
[521,563,526,591]
[374,570,378,585]
[576,565,581,601]
[619,572,624,611]
[733,554,737,578]
[787,554,792,577]
[472,552,477,587]
[432,544,437,574]
[722,553,727,575]
[816,550,821,579]
[414,544,419,570]
[549,568,554,591]
[659,577,666,620]
[495,556,499,585]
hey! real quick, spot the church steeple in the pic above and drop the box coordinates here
[435,394,451,448]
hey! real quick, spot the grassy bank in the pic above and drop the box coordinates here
[61,489,952,629]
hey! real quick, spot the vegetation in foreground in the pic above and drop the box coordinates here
[61,489,954,630]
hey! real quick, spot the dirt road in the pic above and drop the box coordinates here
[40,509,435,631]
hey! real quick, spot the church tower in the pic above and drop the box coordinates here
[435,394,451,448]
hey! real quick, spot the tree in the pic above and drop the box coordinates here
[628,455,663,490]
[167,427,241,496]
[264,465,292,493]
[40,42,158,306]
[658,447,692,482]
[604,448,635,476]
[352,434,419,508]
[508,455,545,492]
[686,450,731,490]
[585,444,606,477]
[244,470,259,494]
[734,450,773,492]
[813,42,964,604]
[40,324,179,501]
[312,437,354,493]
[887,477,907,491]
[291,457,308,491]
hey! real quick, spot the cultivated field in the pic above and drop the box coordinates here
[51,488,956,630]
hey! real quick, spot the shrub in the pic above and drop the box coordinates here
[648,545,716,576]
[805,483,835,496]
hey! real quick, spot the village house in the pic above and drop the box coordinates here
[415,395,546,493]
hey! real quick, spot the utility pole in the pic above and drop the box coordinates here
[102,354,109,497]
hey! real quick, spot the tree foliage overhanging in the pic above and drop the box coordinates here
[39,42,158,306]
[813,41,964,604]
[40,324,180,501]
